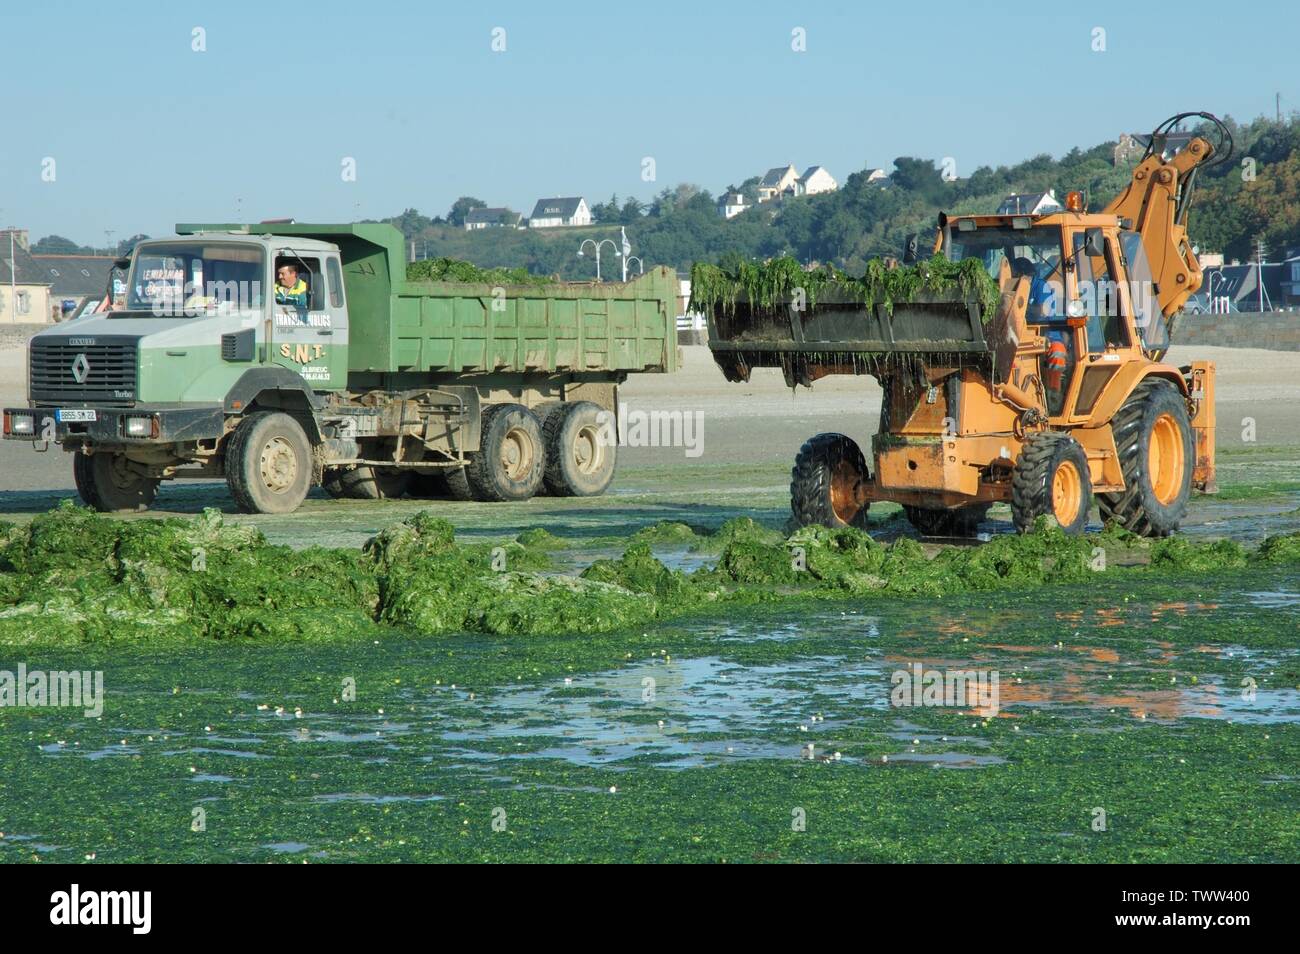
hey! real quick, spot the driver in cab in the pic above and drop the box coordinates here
[275,263,309,312]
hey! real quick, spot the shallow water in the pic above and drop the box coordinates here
[2,566,1297,862]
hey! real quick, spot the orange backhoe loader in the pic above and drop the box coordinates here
[706,112,1231,537]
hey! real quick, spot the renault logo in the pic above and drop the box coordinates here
[71,353,90,384]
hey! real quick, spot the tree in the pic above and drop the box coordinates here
[447,197,487,227]
[32,235,88,254]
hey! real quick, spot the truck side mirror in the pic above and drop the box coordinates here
[1083,228,1106,259]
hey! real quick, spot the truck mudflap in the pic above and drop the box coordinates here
[2,404,225,444]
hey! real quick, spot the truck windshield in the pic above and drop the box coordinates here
[128,243,265,315]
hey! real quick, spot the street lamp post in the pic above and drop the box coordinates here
[578,238,620,282]
[624,255,643,277]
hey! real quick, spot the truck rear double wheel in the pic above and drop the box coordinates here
[1098,379,1194,537]
[226,411,313,514]
[329,466,411,500]
[790,433,872,530]
[446,403,545,502]
[541,401,616,497]
[73,451,160,512]
[1011,431,1092,534]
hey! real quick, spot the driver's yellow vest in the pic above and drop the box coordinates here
[275,279,308,307]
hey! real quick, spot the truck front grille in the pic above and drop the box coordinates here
[29,337,139,404]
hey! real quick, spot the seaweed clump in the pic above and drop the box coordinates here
[689,254,999,322]
[406,257,553,287]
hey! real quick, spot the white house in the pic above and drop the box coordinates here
[788,165,837,197]
[862,168,889,184]
[718,191,748,219]
[464,208,523,231]
[528,197,592,228]
[756,165,799,203]
[996,190,1063,215]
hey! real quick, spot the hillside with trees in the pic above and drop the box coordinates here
[371,115,1300,280]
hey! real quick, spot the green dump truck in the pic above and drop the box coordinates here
[3,223,678,513]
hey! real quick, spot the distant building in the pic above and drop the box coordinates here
[464,207,523,231]
[996,190,1062,215]
[1199,263,1287,312]
[0,228,53,323]
[528,197,592,228]
[32,253,114,319]
[862,168,889,184]
[718,191,749,219]
[787,165,838,197]
[756,164,799,203]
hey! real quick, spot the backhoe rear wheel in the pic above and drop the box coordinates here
[790,433,871,530]
[225,411,313,515]
[73,451,159,513]
[1098,379,1193,537]
[458,403,545,502]
[1012,431,1091,534]
[904,504,991,538]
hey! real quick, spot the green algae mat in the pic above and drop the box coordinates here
[0,505,1297,862]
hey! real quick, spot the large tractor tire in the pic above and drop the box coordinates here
[1098,379,1193,537]
[322,468,348,499]
[1011,431,1092,534]
[336,466,411,500]
[73,452,159,513]
[904,503,991,538]
[541,401,616,497]
[455,403,545,502]
[225,411,313,514]
[790,433,871,530]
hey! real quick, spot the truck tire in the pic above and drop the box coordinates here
[225,411,313,514]
[1097,379,1193,537]
[409,471,451,498]
[542,401,616,497]
[790,433,871,530]
[460,403,545,502]
[338,466,411,500]
[73,452,159,513]
[1011,431,1091,534]
[904,503,990,538]
[322,468,347,499]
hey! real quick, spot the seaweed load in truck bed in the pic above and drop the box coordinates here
[689,254,1000,322]
[406,257,556,286]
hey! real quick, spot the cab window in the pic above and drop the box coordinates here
[1071,232,1129,352]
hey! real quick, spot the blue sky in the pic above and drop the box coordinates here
[2,0,1294,245]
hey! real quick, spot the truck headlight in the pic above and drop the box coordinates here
[5,412,35,436]
[124,415,153,437]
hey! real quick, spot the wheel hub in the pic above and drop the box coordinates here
[259,437,298,493]
[1148,412,1185,506]
[500,427,534,481]
[1051,460,1083,525]
[573,424,602,475]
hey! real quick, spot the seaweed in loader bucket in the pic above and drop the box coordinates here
[701,112,1234,541]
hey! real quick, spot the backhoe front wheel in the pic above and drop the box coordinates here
[1098,379,1193,537]
[1012,431,1091,534]
[73,451,159,512]
[226,411,312,514]
[790,433,871,530]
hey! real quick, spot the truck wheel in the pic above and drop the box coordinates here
[790,433,871,530]
[338,466,411,499]
[409,471,451,498]
[542,401,616,497]
[1098,379,1193,537]
[904,503,990,538]
[225,411,312,514]
[461,403,544,502]
[73,452,159,512]
[322,468,347,499]
[1011,431,1091,534]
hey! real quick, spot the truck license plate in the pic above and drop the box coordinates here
[56,409,97,422]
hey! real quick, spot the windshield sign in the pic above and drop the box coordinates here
[128,243,265,316]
